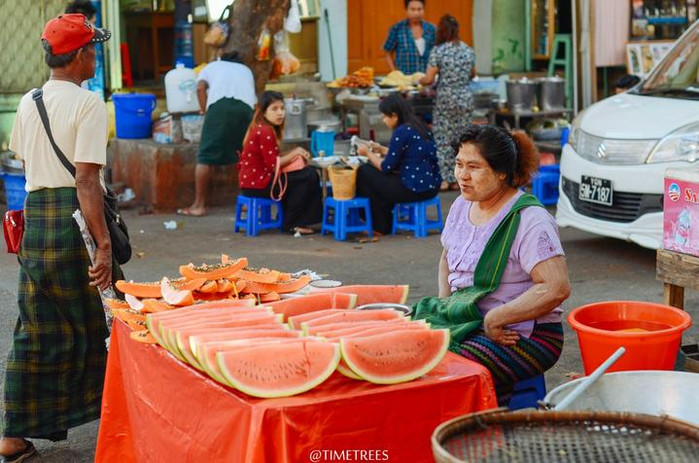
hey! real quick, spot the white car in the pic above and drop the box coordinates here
[557,22,699,249]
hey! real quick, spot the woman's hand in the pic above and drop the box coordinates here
[483,310,520,346]
[356,145,370,157]
[292,147,311,161]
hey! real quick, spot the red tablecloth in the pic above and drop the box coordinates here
[96,322,497,462]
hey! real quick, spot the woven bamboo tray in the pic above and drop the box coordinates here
[432,409,699,463]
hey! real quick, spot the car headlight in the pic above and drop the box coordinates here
[646,121,699,163]
[567,110,586,151]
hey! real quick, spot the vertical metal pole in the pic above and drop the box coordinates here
[324,8,337,80]
[525,0,532,71]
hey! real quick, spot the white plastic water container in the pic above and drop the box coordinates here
[164,63,199,113]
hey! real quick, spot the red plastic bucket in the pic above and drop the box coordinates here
[568,301,691,375]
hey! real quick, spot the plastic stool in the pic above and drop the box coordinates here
[392,196,443,238]
[509,374,547,410]
[321,197,373,241]
[531,164,560,206]
[234,195,283,236]
[547,34,573,108]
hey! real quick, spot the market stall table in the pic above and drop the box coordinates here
[656,249,699,309]
[95,321,497,462]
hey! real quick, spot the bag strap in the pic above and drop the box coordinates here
[270,156,288,201]
[32,89,76,178]
[219,5,231,22]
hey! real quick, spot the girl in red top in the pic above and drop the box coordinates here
[239,91,322,234]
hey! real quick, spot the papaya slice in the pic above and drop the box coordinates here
[198,280,219,294]
[277,273,292,281]
[105,298,130,311]
[141,299,174,313]
[235,268,281,284]
[112,309,147,331]
[180,258,248,280]
[259,292,280,303]
[115,278,207,298]
[243,275,312,295]
[161,277,195,306]
[217,278,235,293]
[130,329,158,344]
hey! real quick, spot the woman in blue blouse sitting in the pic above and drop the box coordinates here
[356,93,442,234]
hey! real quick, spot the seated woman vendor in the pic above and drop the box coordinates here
[356,93,441,235]
[414,125,571,406]
[238,91,322,234]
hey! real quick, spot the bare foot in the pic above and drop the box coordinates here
[0,437,33,458]
[449,183,461,191]
[293,227,315,235]
[439,181,449,192]
[176,207,207,217]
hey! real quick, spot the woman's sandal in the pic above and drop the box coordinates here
[293,227,315,235]
[1,439,37,463]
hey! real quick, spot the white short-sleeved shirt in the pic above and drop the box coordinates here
[197,60,257,110]
[9,80,108,192]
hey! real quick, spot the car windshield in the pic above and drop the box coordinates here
[636,24,699,99]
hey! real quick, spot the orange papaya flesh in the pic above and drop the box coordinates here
[179,258,248,280]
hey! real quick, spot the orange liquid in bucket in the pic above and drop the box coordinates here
[568,301,692,375]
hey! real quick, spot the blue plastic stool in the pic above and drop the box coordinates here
[531,164,560,206]
[321,197,373,241]
[234,195,283,236]
[391,196,443,238]
[311,130,335,157]
[509,374,547,410]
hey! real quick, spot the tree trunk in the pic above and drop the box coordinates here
[225,0,290,95]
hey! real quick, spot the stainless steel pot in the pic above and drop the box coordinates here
[282,98,308,140]
[544,371,699,426]
[506,79,538,111]
[537,77,566,110]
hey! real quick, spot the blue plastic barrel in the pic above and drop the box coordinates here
[311,130,336,157]
[1,172,27,210]
[112,93,157,139]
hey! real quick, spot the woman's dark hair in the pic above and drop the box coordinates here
[436,14,460,45]
[65,1,97,20]
[379,93,430,140]
[246,91,285,142]
[451,125,539,188]
[221,51,242,63]
[42,39,85,69]
[404,0,425,8]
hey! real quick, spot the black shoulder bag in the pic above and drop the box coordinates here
[32,89,132,265]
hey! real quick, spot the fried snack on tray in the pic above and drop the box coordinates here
[327,67,375,88]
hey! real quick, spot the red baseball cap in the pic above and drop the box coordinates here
[41,13,111,55]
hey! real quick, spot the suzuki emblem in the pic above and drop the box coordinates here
[596,142,607,159]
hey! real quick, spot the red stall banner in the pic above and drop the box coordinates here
[96,322,497,462]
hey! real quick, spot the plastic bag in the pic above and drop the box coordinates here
[256,26,272,61]
[204,6,231,47]
[271,31,300,78]
[284,0,302,34]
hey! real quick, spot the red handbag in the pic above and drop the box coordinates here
[3,210,24,254]
[270,155,306,201]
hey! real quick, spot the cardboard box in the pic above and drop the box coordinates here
[663,168,699,257]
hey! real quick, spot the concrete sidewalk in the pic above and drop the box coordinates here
[0,191,696,461]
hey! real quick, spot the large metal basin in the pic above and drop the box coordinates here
[545,371,699,426]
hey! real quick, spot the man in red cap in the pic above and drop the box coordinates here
[1,14,116,461]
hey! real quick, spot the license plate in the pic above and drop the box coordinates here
[579,176,613,206]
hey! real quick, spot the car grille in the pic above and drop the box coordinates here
[574,131,656,165]
[561,178,663,223]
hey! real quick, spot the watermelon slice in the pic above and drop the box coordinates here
[217,340,340,397]
[288,309,348,330]
[267,292,357,321]
[175,324,291,368]
[161,314,283,357]
[341,330,450,384]
[299,309,405,333]
[304,319,410,336]
[189,328,295,358]
[320,321,429,340]
[312,285,409,306]
[198,337,306,384]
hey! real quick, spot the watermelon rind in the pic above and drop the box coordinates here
[216,341,340,398]
[336,361,362,380]
[340,329,449,384]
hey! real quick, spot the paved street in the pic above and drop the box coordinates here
[0,191,696,462]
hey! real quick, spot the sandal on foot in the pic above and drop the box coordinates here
[1,440,37,463]
[293,227,315,235]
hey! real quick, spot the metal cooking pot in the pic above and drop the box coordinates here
[544,371,699,426]
[506,79,537,111]
[282,98,308,141]
[537,77,566,110]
